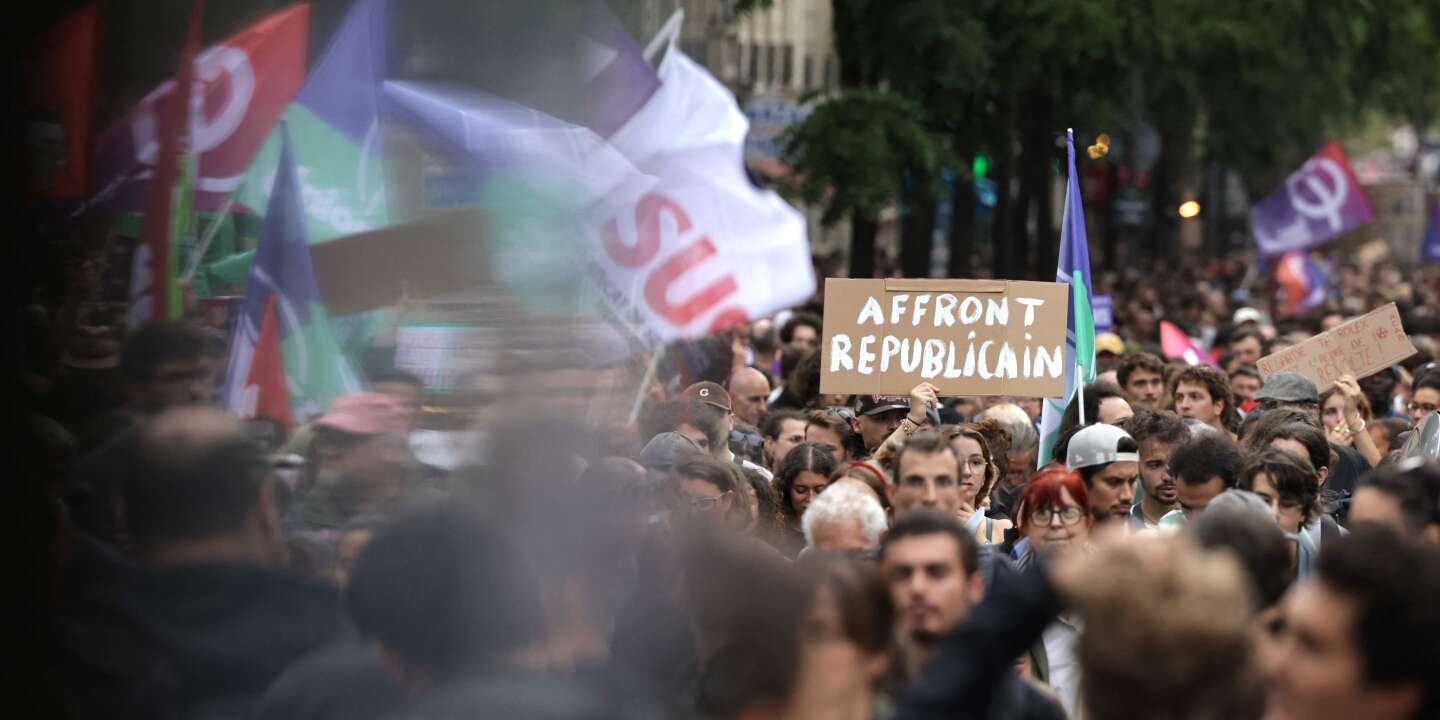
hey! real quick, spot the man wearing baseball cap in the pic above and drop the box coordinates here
[1065,423,1140,524]
[299,393,418,531]
[681,381,772,480]
[853,394,914,454]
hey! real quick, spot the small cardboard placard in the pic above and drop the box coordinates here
[820,278,1069,397]
[1256,303,1417,391]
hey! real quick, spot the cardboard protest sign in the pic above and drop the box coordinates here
[1256,303,1417,391]
[820,278,1069,397]
[309,208,493,316]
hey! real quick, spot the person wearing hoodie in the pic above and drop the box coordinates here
[55,408,347,719]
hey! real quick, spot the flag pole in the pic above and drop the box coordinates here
[182,192,237,281]
[1076,364,1086,425]
[628,346,663,427]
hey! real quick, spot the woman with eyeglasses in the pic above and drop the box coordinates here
[1013,467,1094,718]
[936,424,1013,545]
[773,443,840,559]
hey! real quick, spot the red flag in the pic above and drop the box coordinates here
[25,4,100,199]
[131,1,203,326]
[1160,320,1220,369]
[92,4,308,215]
[243,295,293,430]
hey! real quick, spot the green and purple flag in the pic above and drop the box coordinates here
[225,126,361,424]
[1038,129,1096,466]
[234,0,388,242]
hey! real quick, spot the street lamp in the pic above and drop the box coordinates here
[1178,200,1201,219]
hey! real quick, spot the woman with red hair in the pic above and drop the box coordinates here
[1014,466,1095,568]
[1013,465,1094,718]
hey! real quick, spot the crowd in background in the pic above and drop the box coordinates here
[13,244,1440,720]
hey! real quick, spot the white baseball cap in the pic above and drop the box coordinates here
[1066,423,1140,470]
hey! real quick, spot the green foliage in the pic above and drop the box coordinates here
[779,89,946,224]
[785,0,1440,224]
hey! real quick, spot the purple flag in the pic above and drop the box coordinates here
[1423,199,1440,263]
[1252,142,1373,257]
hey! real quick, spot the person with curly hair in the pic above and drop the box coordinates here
[773,442,840,558]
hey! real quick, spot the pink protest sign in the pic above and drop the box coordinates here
[1256,303,1416,392]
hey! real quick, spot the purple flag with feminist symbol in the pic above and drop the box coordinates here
[1252,142,1374,257]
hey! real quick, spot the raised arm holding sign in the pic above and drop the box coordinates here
[1256,303,1417,393]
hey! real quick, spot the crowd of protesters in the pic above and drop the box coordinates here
[14,245,1440,719]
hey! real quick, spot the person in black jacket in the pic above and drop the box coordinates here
[53,407,347,719]
[880,509,1064,720]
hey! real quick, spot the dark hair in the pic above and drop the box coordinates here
[969,419,1013,495]
[1229,327,1267,352]
[346,502,546,677]
[776,442,839,521]
[796,553,893,654]
[1169,433,1245,488]
[128,411,268,549]
[644,399,728,453]
[1049,423,1086,468]
[368,368,424,390]
[880,508,980,578]
[789,349,824,409]
[672,336,735,388]
[750,322,778,355]
[120,321,206,382]
[1357,462,1440,535]
[1229,365,1262,383]
[892,430,961,484]
[1239,449,1321,526]
[1268,422,1333,473]
[683,527,811,717]
[1416,370,1440,396]
[1116,352,1165,390]
[759,409,806,440]
[779,312,822,345]
[939,423,1001,504]
[779,343,809,385]
[1317,526,1440,713]
[1369,418,1409,453]
[805,409,858,459]
[744,467,786,540]
[1239,407,1317,450]
[1169,366,1239,432]
[1060,380,1128,439]
[1119,408,1191,448]
[675,454,739,495]
[1190,502,1293,608]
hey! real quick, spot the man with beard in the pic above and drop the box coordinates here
[1119,410,1191,528]
[1065,424,1139,525]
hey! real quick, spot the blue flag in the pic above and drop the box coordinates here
[225,126,361,424]
[1424,199,1440,263]
[1038,129,1096,466]
[236,0,389,243]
